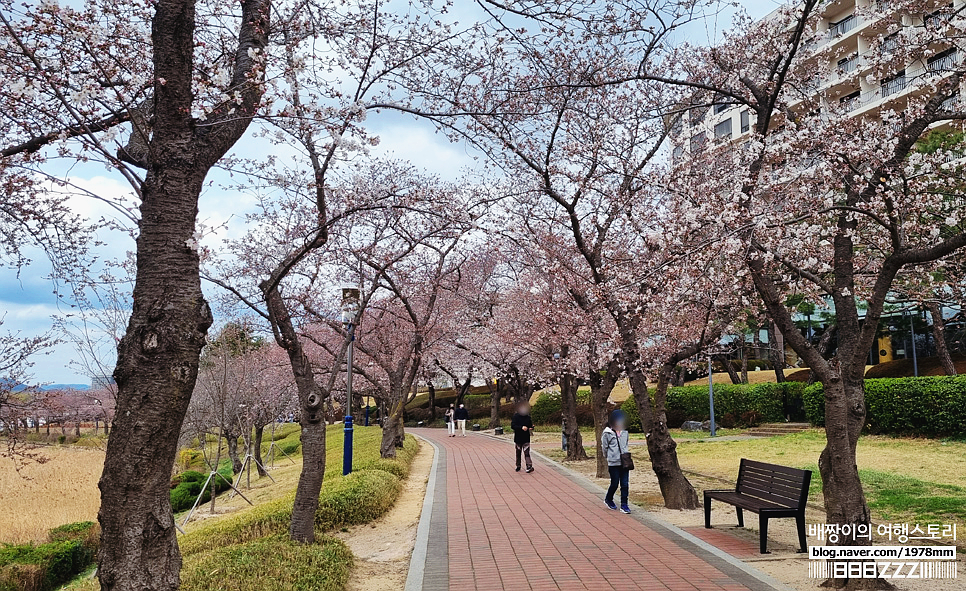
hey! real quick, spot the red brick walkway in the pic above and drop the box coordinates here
[412,429,781,591]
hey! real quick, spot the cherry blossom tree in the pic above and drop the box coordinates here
[621,0,966,577]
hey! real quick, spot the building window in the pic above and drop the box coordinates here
[881,71,906,97]
[837,54,858,73]
[740,110,750,133]
[928,48,958,73]
[881,32,900,54]
[713,102,730,114]
[840,90,860,111]
[924,4,952,28]
[690,132,707,152]
[829,14,857,37]
[689,107,707,125]
[714,119,733,141]
[941,92,960,112]
[672,145,684,160]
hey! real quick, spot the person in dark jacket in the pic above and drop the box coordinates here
[510,402,534,472]
[454,403,469,437]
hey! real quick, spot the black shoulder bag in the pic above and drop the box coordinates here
[616,432,634,470]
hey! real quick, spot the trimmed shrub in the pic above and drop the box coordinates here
[0,540,91,591]
[170,464,235,513]
[620,396,643,433]
[277,439,301,456]
[801,376,966,437]
[179,466,407,557]
[180,535,352,591]
[178,494,294,558]
[315,469,401,531]
[803,383,825,426]
[619,382,799,431]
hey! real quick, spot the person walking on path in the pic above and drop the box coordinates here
[510,401,534,473]
[601,409,632,513]
[454,403,469,436]
[445,404,456,437]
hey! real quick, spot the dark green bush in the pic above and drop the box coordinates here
[802,376,966,437]
[0,540,91,591]
[619,382,800,431]
[278,439,301,456]
[620,396,643,433]
[170,464,235,513]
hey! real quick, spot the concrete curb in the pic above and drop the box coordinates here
[405,433,440,591]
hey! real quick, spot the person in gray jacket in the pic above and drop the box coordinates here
[601,409,631,513]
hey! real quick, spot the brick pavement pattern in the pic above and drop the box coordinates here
[413,429,778,591]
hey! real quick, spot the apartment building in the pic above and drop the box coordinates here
[672,0,963,159]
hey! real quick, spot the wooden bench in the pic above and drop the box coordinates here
[704,458,811,554]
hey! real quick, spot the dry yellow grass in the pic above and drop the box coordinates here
[0,446,103,543]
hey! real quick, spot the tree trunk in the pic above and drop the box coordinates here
[615,312,699,509]
[253,424,267,477]
[96,0,267,587]
[767,321,786,383]
[589,357,621,479]
[715,354,743,385]
[740,341,749,384]
[926,301,957,375]
[225,430,242,474]
[262,284,327,543]
[489,383,501,428]
[428,382,436,421]
[380,395,406,458]
[560,365,588,461]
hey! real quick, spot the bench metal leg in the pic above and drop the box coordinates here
[796,513,807,553]
[736,507,744,528]
[704,494,712,529]
[759,516,770,554]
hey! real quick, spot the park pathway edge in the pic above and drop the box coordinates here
[406,433,448,591]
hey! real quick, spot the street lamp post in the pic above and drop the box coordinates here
[909,308,919,378]
[342,287,361,476]
[708,355,717,437]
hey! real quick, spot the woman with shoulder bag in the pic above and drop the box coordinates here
[601,409,633,513]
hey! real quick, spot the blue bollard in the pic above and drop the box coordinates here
[343,415,353,475]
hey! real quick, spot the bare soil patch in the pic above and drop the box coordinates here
[335,439,433,591]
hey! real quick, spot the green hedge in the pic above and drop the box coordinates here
[619,382,802,431]
[181,534,352,591]
[802,376,966,437]
[530,390,592,425]
[170,463,235,513]
[0,521,100,591]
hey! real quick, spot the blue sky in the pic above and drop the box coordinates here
[2,0,779,386]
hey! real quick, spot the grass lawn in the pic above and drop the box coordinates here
[647,430,966,529]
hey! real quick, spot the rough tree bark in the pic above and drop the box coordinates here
[380,388,406,458]
[559,346,588,460]
[97,1,268,588]
[225,429,242,474]
[428,382,437,421]
[926,301,957,375]
[253,424,268,477]
[614,311,700,509]
[715,353,743,385]
[488,380,501,428]
[262,283,327,543]
[767,321,786,383]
